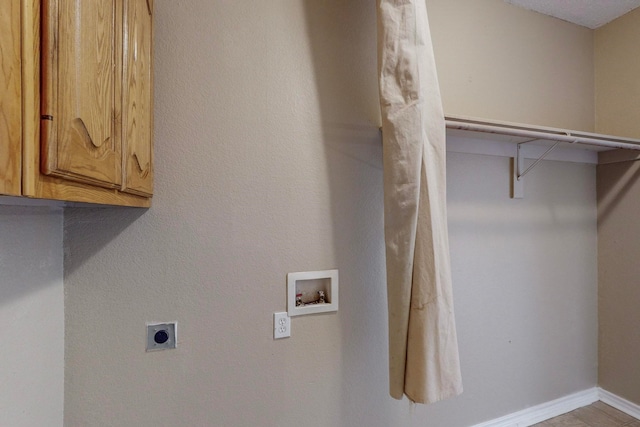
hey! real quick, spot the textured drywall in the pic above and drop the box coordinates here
[63,1,598,426]
[446,152,598,424]
[598,160,640,405]
[0,206,63,427]
[427,0,595,132]
[595,7,640,139]
[595,10,640,404]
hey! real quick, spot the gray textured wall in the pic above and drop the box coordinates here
[63,1,598,426]
[0,206,63,426]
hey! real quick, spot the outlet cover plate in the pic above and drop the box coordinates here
[146,322,177,351]
[274,312,291,339]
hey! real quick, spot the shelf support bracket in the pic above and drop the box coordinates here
[511,140,562,199]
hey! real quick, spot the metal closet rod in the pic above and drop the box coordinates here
[445,118,640,151]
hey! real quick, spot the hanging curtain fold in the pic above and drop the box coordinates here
[376,0,463,404]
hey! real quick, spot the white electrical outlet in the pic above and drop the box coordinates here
[274,312,291,339]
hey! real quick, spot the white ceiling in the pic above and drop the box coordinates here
[504,0,640,29]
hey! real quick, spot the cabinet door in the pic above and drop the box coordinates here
[41,0,122,189]
[121,0,153,196]
[0,0,22,196]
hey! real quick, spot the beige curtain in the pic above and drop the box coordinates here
[377,0,463,404]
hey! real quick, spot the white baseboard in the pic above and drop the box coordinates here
[470,388,599,427]
[469,387,640,427]
[598,388,640,420]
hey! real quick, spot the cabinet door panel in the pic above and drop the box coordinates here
[0,0,22,195]
[41,0,122,189]
[122,0,153,196]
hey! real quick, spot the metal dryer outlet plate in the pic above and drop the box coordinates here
[146,322,177,351]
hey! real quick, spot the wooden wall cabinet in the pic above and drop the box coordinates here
[0,0,153,207]
[0,0,23,197]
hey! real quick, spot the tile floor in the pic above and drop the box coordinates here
[534,401,640,426]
